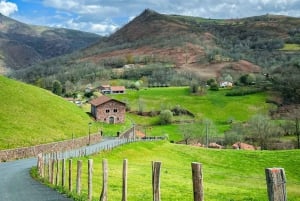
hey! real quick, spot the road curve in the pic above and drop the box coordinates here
[0,138,128,201]
[0,158,72,201]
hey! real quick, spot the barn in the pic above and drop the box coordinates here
[90,95,126,124]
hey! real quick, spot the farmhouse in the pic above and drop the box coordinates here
[99,85,126,94]
[220,81,233,88]
[90,95,126,124]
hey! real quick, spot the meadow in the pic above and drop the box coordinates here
[280,43,300,51]
[51,141,300,201]
[0,77,272,149]
[107,87,273,140]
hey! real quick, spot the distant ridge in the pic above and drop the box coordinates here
[10,9,300,83]
[0,13,100,73]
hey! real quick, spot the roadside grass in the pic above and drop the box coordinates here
[0,76,95,150]
[52,141,300,201]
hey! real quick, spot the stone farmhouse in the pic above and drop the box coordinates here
[90,95,126,124]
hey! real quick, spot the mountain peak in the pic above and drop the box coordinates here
[140,8,159,16]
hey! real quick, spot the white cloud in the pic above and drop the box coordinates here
[0,0,18,16]
[62,18,118,35]
[42,0,119,16]
[14,0,300,35]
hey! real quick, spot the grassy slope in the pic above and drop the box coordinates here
[115,87,270,121]
[68,141,300,201]
[110,87,272,140]
[0,76,93,149]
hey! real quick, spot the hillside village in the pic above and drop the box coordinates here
[0,7,300,201]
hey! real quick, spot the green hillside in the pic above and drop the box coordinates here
[64,141,300,201]
[0,76,93,150]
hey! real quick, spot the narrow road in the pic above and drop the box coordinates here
[0,138,124,201]
[0,158,72,201]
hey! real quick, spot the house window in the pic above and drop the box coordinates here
[106,109,110,113]
[113,109,118,113]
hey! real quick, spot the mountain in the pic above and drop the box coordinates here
[0,13,101,73]
[11,9,300,85]
[0,75,93,150]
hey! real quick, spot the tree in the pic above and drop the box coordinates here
[246,114,282,150]
[64,80,75,96]
[138,98,145,115]
[189,80,199,94]
[207,78,219,91]
[159,110,173,125]
[246,73,256,84]
[52,80,62,96]
[179,122,197,145]
[224,123,245,145]
[224,74,233,83]
[272,66,300,104]
[240,73,256,85]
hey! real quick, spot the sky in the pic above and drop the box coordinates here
[1,0,300,36]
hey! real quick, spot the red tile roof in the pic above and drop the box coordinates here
[110,86,125,91]
[90,96,112,106]
[90,95,126,106]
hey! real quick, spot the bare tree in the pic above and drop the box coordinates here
[179,122,196,145]
[247,114,282,150]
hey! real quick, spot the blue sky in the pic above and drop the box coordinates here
[1,0,300,35]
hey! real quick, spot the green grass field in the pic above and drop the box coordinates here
[56,141,300,201]
[113,87,270,122]
[109,87,272,139]
[0,78,273,149]
[280,44,300,51]
[0,76,95,149]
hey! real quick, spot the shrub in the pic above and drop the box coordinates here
[209,83,219,91]
[159,109,173,125]
[225,87,263,96]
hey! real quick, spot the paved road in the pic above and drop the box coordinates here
[0,138,127,201]
[0,158,72,201]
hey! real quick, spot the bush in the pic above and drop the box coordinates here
[209,83,219,91]
[159,110,173,125]
[226,87,263,96]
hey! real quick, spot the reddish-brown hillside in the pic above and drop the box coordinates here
[13,10,300,83]
[80,9,262,78]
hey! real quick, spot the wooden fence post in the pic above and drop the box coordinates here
[69,159,73,192]
[122,159,128,201]
[37,153,43,177]
[48,158,51,182]
[152,161,161,201]
[76,160,82,194]
[265,168,287,201]
[56,158,60,186]
[191,162,204,201]
[62,159,66,187]
[88,159,93,201]
[100,159,108,201]
[51,158,55,185]
[43,154,48,179]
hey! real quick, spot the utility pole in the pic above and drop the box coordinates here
[296,118,299,149]
[205,121,209,148]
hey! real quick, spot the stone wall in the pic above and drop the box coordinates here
[0,133,102,162]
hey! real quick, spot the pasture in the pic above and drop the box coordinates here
[106,87,273,140]
[51,141,300,201]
